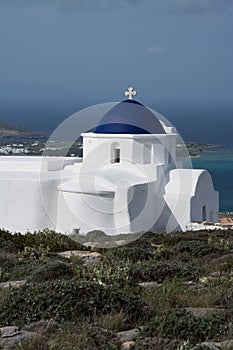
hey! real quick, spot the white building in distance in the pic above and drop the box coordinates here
[0,88,219,235]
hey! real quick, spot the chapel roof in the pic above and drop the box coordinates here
[94,87,166,135]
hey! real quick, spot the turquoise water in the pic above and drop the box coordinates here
[192,149,233,212]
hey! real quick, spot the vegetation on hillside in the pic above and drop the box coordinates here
[1,228,233,349]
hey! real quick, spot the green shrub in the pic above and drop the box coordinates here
[0,256,53,282]
[142,309,229,345]
[0,237,18,253]
[0,280,149,327]
[106,246,154,263]
[130,261,201,283]
[19,245,50,259]
[0,252,19,282]
[0,267,9,282]
[0,252,18,269]
[173,240,227,258]
[0,229,13,241]
[27,260,74,283]
[0,229,87,253]
[75,262,134,287]
[146,231,207,247]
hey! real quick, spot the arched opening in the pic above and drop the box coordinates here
[202,205,207,221]
[143,143,152,164]
[111,143,120,163]
[210,210,214,222]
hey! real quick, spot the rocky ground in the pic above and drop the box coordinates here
[2,229,233,349]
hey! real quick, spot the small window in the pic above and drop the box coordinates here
[210,211,214,222]
[111,143,120,163]
[114,148,120,163]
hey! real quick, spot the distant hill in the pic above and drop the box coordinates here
[0,120,46,139]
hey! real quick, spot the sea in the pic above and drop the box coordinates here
[191,149,233,213]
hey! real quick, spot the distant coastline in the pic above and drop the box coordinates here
[186,142,224,158]
[0,119,231,159]
[0,120,46,140]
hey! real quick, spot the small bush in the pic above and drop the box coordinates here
[0,280,149,327]
[147,231,207,247]
[142,309,229,345]
[0,267,9,282]
[0,252,20,282]
[0,257,57,282]
[106,246,154,263]
[0,229,87,253]
[75,262,134,287]
[19,245,50,260]
[27,260,74,283]
[174,240,227,258]
[0,251,18,269]
[0,237,18,253]
[130,261,201,283]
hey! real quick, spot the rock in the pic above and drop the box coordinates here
[138,281,161,288]
[121,341,135,350]
[84,240,128,248]
[116,328,139,343]
[111,240,128,246]
[199,276,225,284]
[0,326,36,349]
[210,271,222,277]
[0,326,20,338]
[83,242,101,248]
[221,339,233,349]
[186,281,206,290]
[0,280,26,289]
[185,307,226,317]
[199,276,212,284]
[191,342,221,350]
[151,243,164,250]
[57,250,103,265]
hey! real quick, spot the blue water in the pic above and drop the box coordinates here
[192,150,233,212]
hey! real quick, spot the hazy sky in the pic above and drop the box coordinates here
[0,0,233,132]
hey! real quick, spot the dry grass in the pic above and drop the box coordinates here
[142,277,230,313]
[98,311,126,331]
[19,322,120,350]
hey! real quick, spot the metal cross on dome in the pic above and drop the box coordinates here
[124,87,137,100]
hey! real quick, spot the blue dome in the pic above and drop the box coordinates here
[94,100,165,134]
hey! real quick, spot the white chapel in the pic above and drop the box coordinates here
[0,88,219,235]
